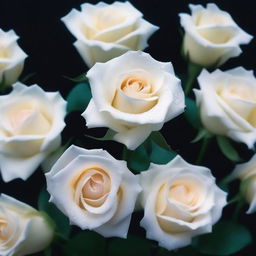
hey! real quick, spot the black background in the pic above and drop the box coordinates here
[0,0,255,255]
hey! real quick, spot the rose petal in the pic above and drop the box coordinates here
[0,29,27,85]
[0,152,46,182]
[113,124,153,150]
[47,155,123,229]
[74,39,129,66]
[82,99,127,132]
[94,214,131,238]
[140,190,192,251]
[85,51,184,131]
[0,194,36,214]
[195,68,256,148]
[139,155,227,250]
[116,19,159,49]
[179,4,252,67]
[0,194,53,256]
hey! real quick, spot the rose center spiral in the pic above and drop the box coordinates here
[83,173,106,200]
[219,85,256,102]
[73,168,111,209]
[169,184,198,206]
[0,218,9,243]
[8,104,51,136]
[121,76,152,99]
[111,74,158,114]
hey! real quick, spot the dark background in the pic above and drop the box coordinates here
[0,0,255,255]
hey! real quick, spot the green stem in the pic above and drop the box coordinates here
[228,194,241,205]
[184,62,202,96]
[144,136,153,155]
[0,84,9,94]
[219,174,235,187]
[121,146,131,161]
[232,198,245,221]
[53,232,68,245]
[44,246,52,256]
[195,136,212,165]
[0,74,10,94]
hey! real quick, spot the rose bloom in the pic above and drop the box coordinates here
[0,82,66,182]
[195,67,256,149]
[0,194,53,256]
[82,51,185,150]
[139,155,227,250]
[231,154,256,214]
[61,1,158,67]
[179,3,252,67]
[0,29,27,87]
[45,145,141,238]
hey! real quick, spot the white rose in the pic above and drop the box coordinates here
[139,155,227,251]
[179,3,252,67]
[0,82,67,182]
[0,194,54,256]
[45,145,141,238]
[61,1,158,67]
[82,51,185,150]
[231,154,256,214]
[0,29,27,87]
[194,67,256,148]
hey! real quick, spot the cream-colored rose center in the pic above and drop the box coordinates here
[198,28,234,44]
[112,75,158,114]
[121,77,152,98]
[73,168,111,209]
[156,180,201,215]
[196,12,230,27]
[8,104,51,136]
[11,108,33,130]
[0,45,9,59]
[0,45,10,70]
[155,179,204,234]
[95,7,126,31]
[218,85,256,104]
[0,215,19,249]
[0,218,9,243]
[169,183,199,207]
[195,11,235,44]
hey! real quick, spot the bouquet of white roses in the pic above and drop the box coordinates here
[0,1,255,255]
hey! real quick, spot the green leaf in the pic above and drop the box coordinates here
[20,72,36,83]
[184,61,202,96]
[150,141,176,164]
[0,74,8,93]
[184,97,201,129]
[38,189,71,239]
[63,231,105,256]
[63,72,88,83]
[156,246,198,256]
[216,136,242,162]
[43,247,52,256]
[122,133,176,172]
[108,235,151,256]
[192,220,252,255]
[240,177,254,197]
[150,131,172,151]
[123,144,150,173]
[85,129,116,141]
[66,82,91,113]
[191,128,212,143]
